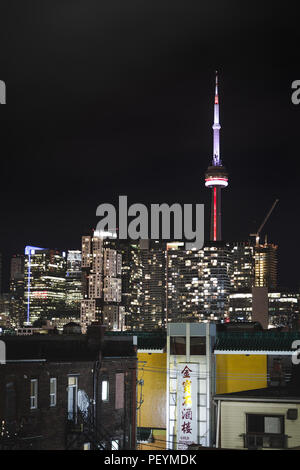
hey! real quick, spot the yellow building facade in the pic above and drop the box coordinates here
[216,354,267,394]
[137,351,167,450]
[136,350,267,450]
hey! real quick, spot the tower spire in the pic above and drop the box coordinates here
[205,72,229,241]
[212,70,221,166]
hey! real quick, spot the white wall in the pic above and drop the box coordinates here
[220,401,300,449]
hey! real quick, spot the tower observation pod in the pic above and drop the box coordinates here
[205,71,229,241]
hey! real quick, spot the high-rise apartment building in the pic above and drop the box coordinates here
[230,241,255,290]
[24,246,67,325]
[118,238,277,329]
[80,232,123,333]
[0,292,12,330]
[115,239,166,331]
[118,241,143,330]
[268,291,299,328]
[119,240,168,331]
[166,241,233,323]
[200,242,233,321]
[230,240,278,292]
[166,242,202,323]
[65,250,82,318]
[254,242,278,289]
[139,240,166,330]
[10,254,25,327]
[117,238,278,329]
[229,290,299,328]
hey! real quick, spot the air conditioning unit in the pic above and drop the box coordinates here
[287,409,298,420]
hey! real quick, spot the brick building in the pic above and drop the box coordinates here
[0,324,137,450]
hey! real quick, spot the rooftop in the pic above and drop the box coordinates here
[215,364,300,402]
[215,385,300,402]
[214,330,300,353]
[105,330,166,351]
[2,333,136,362]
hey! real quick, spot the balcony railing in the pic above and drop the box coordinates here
[242,433,288,449]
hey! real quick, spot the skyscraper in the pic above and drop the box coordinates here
[229,290,299,327]
[118,241,143,330]
[254,241,278,289]
[140,240,166,330]
[205,72,229,241]
[65,250,82,318]
[0,293,12,330]
[166,241,233,323]
[166,242,203,323]
[230,241,255,291]
[200,242,233,320]
[119,240,167,331]
[80,232,123,333]
[24,246,67,325]
[10,254,25,327]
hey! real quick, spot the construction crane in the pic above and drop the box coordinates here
[250,199,279,246]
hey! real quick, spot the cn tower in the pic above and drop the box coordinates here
[205,72,228,241]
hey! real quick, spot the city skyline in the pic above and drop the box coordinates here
[0,69,296,292]
[1,1,300,453]
[0,2,299,291]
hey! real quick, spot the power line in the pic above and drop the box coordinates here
[136,366,290,380]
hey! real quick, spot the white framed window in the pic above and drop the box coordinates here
[102,379,109,401]
[83,442,91,450]
[30,379,38,409]
[50,378,57,407]
[111,439,119,450]
[67,376,78,421]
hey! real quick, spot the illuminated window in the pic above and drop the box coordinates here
[30,379,38,409]
[67,376,78,421]
[50,378,57,407]
[102,379,109,401]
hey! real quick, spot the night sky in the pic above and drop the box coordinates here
[0,1,300,290]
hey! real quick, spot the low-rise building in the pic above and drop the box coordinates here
[166,323,217,449]
[214,329,300,449]
[215,385,300,449]
[105,330,167,450]
[0,324,137,450]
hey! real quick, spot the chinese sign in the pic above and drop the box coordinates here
[177,363,198,450]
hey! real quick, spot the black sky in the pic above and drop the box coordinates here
[0,0,300,290]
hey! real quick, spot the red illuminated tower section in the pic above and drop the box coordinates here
[205,72,228,241]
